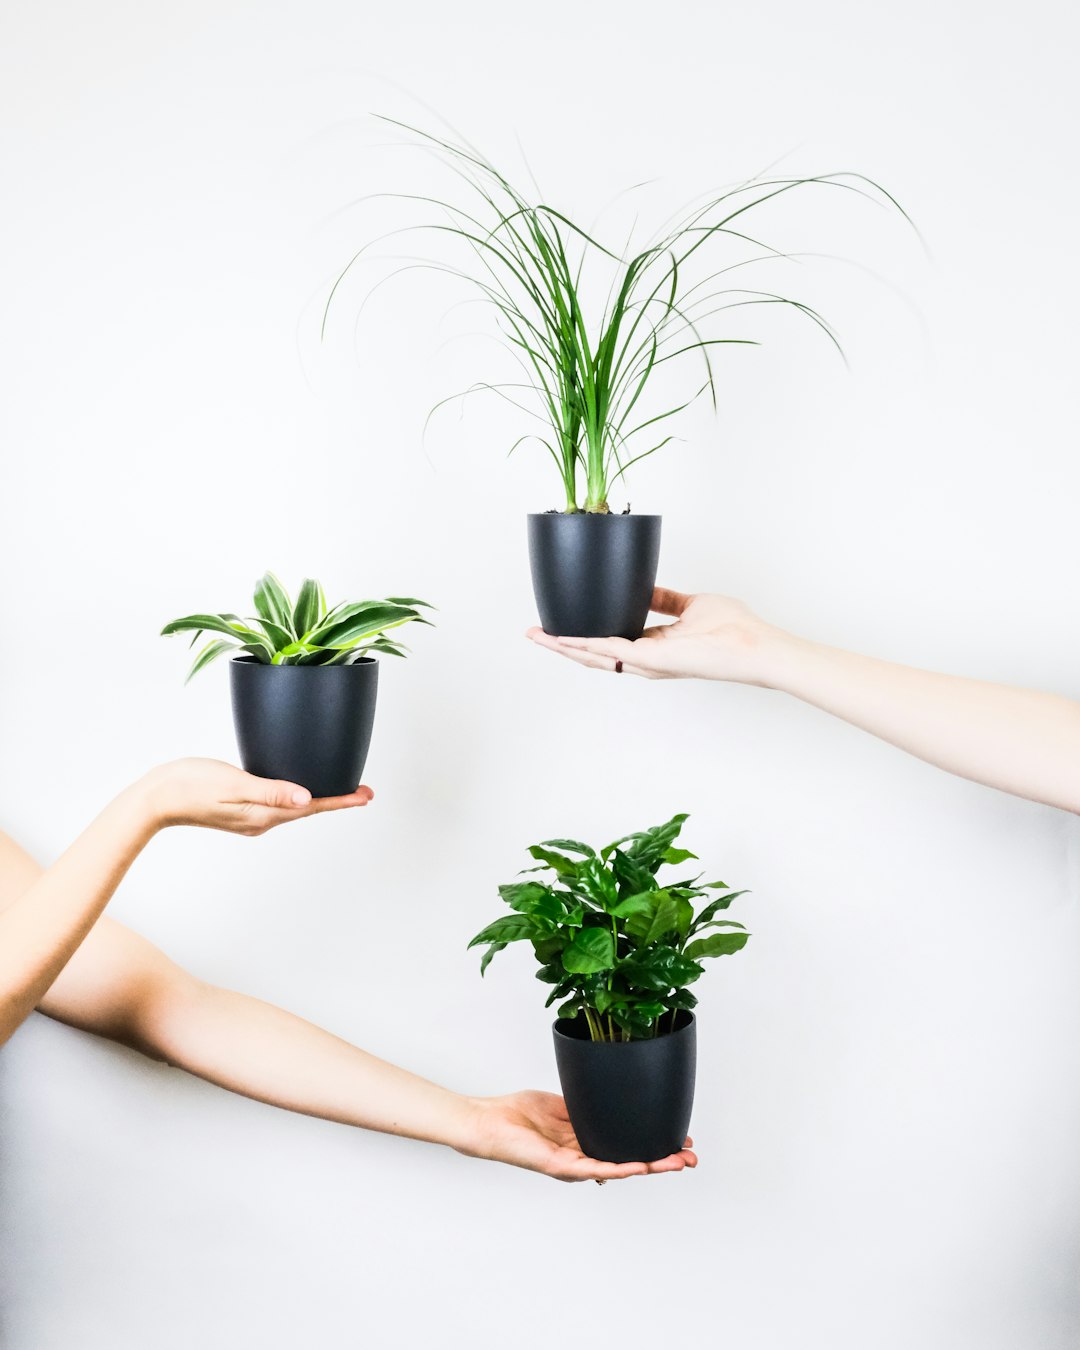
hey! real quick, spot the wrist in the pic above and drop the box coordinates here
[117,772,173,837]
[754,627,814,693]
[448,1094,498,1158]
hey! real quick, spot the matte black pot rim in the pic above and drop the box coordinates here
[231,656,377,669]
[553,1011,695,1046]
[528,510,661,521]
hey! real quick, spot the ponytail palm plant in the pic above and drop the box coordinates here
[325,119,913,514]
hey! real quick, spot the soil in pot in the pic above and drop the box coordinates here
[527,511,662,639]
[229,657,378,799]
[553,1010,696,1163]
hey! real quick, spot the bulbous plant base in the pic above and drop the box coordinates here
[527,511,662,639]
[553,1011,696,1163]
[229,657,379,799]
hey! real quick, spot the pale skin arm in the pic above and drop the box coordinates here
[0,804,695,1182]
[528,588,1080,815]
[0,758,370,1047]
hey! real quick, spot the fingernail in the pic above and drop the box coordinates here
[291,789,310,805]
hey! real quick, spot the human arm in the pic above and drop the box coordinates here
[0,759,371,1046]
[27,907,695,1182]
[527,588,1080,814]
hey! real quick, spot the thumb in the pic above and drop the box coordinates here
[248,775,312,809]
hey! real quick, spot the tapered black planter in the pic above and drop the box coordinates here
[229,658,378,799]
[553,1011,696,1163]
[528,511,662,639]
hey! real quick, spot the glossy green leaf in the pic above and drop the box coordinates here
[611,891,655,920]
[611,848,656,898]
[293,579,321,638]
[311,602,423,649]
[663,846,698,866]
[255,618,295,653]
[685,931,750,960]
[540,838,596,858]
[691,890,750,932]
[385,596,435,609]
[161,613,250,640]
[527,845,579,878]
[254,572,293,634]
[577,856,619,910]
[498,881,552,911]
[620,946,703,993]
[479,941,507,976]
[185,638,238,683]
[467,915,536,949]
[562,926,615,974]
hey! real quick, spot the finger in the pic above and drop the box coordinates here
[553,636,633,658]
[643,1153,689,1173]
[650,586,691,617]
[567,1157,649,1181]
[243,775,313,809]
[302,786,375,815]
[526,627,565,651]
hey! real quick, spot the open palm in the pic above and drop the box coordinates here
[527,587,775,683]
[464,1090,697,1182]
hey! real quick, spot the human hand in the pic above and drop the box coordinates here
[132,758,373,836]
[527,586,784,684]
[460,1090,697,1182]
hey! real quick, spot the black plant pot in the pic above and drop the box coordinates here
[527,511,662,639]
[553,1011,696,1164]
[229,657,379,799]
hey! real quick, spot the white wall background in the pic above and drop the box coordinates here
[2,1,1079,1346]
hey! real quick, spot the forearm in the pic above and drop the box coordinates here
[0,790,156,1044]
[142,979,480,1150]
[767,634,1080,812]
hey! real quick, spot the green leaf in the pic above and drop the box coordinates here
[667,988,698,1011]
[527,845,580,877]
[532,934,566,964]
[185,638,238,683]
[663,846,698,866]
[619,946,703,993]
[385,596,435,609]
[607,814,690,872]
[611,891,655,920]
[685,931,750,960]
[467,915,536,949]
[540,838,596,858]
[161,613,250,640]
[498,881,552,911]
[311,601,423,649]
[624,893,693,945]
[577,856,619,910]
[255,618,295,653]
[238,642,274,663]
[562,926,615,975]
[556,998,583,1020]
[611,848,656,899]
[691,890,750,932]
[254,573,294,635]
[479,942,507,976]
[293,579,322,638]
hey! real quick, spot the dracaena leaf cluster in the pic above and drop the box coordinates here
[161,572,433,682]
[326,119,914,516]
[469,813,749,1042]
